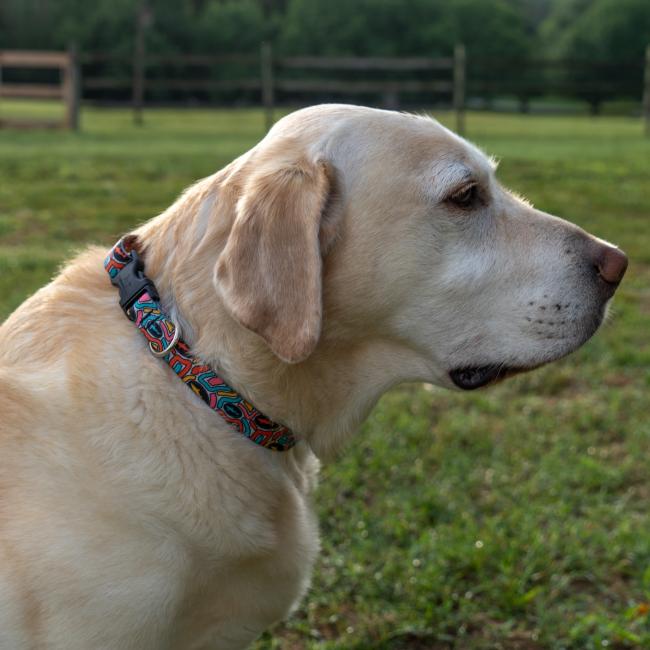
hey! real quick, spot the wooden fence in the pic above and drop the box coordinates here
[117,42,466,133]
[260,44,466,133]
[82,42,650,135]
[3,44,650,136]
[0,49,80,130]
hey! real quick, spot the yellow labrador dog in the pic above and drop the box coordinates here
[0,105,627,649]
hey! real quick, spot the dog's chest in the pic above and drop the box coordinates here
[169,496,320,649]
[146,442,321,650]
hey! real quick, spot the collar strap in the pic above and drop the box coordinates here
[104,238,297,452]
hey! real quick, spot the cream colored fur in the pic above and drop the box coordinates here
[0,105,625,649]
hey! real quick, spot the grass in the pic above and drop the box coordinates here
[1,103,649,649]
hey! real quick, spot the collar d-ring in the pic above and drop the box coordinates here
[149,321,181,357]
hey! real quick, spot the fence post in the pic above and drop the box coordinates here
[64,44,80,131]
[261,41,274,132]
[453,43,466,136]
[643,44,650,138]
[132,2,150,126]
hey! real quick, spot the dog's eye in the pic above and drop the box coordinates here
[448,184,478,209]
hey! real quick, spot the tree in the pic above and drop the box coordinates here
[545,0,650,112]
[193,0,266,54]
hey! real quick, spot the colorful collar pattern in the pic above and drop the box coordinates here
[104,238,296,451]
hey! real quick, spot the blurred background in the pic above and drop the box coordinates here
[1,1,650,649]
[1,0,650,125]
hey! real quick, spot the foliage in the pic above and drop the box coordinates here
[1,0,531,60]
[279,0,446,57]
[0,104,649,648]
[1,0,649,105]
[539,0,650,109]
[195,0,267,53]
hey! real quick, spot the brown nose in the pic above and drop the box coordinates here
[594,243,628,286]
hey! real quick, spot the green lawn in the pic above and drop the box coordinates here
[1,105,649,649]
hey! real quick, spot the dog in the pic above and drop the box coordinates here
[0,104,627,649]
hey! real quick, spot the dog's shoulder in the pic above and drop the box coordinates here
[0,246,112,368]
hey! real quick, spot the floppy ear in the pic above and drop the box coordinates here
[214,154,333,363]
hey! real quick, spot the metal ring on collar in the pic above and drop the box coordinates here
[149,322,181,358]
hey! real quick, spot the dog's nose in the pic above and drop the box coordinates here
[592,242,628,286]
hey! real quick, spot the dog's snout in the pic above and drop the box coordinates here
[591,242,628,287]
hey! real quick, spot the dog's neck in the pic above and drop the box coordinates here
[133,171,431,459]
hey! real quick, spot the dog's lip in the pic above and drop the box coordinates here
[449,364,527,390]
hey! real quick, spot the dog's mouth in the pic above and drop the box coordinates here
[449,364,528,390]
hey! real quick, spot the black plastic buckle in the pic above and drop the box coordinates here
[110,249,160,318]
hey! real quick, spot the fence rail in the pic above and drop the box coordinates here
[274,79,453,93]
[280,56,454,70]
[0,83,64,99]
[0,50,70,68]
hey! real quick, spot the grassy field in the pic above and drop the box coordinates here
[1,105,649,649]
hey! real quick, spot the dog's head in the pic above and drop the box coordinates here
[215,105,627,391]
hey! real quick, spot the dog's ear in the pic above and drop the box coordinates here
[214,153,335,364]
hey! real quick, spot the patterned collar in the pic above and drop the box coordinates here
[104,238,296,452]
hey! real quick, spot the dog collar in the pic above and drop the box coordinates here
[104,238,297,451]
